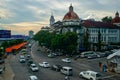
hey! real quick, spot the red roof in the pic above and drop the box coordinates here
[63,11,79,21]
[5,47,12,53]
[5,42,26,53]
[112,17,120,23]
[82,20,119,29]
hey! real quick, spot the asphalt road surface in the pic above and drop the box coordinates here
[9,41,120,80]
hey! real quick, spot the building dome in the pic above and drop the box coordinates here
[112,11,120,23]
[63,4,79,21]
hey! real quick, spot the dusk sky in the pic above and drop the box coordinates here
[0,0,120,35]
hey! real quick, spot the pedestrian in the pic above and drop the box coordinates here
[99,61,102,71]
[64,76,70,80]
[102,64,107,72]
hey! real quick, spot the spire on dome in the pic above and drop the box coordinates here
[115,11,119,17]
[69,3,73,12]
[50,13,55,26]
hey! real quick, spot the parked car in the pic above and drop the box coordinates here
[30,63,39,72]
[62,58,71,63]
[48,54,55,58]
[0,66,5,74]
[79,70,102,80]
[28,75,38,80]
[87,54,98,59]
[51,64,62,71]
[0,58,5,64]
[39,62,50,68]
[80,51,95,58]
[74,55,80,60]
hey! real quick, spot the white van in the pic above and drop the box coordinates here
[61,67,72,76]
[80,51,94,58]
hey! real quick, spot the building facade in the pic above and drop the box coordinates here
[50,5,120,51]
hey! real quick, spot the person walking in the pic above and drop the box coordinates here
[99,61,102,71]
[64,76,70,80]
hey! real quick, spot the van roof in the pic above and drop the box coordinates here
[81,51,94,54]
[63,66,72,69]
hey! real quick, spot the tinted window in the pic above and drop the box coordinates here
[96,73,101,77]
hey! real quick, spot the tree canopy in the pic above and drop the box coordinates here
[101,16,112,23]
[34,30,78,55]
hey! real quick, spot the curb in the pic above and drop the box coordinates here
[0,55,14,80]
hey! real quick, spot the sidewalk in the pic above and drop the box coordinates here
[0,55,14,80]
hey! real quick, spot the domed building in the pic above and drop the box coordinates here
[61,4,81,34]
[49,4,120,52]
[112,11,120,26]
[62,4,80,26]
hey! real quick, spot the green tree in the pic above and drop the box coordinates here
[34,30,78,55]
[83,29,90,50]
[34,30,54,48]
[63,32,78,55]
[102,16,112,23]
[98,29,101,51]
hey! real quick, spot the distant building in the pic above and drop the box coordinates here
[0,30,11,40]
[29,30,34,39]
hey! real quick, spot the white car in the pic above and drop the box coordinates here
[28,75,38,80]
[62,58,71,63]
[39,62,50,68]
[79,70,102,80]
[19,55,25,63]
[19,58,25,63]
[30,63,39,71]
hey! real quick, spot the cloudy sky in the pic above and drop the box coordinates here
[0,0,120,35]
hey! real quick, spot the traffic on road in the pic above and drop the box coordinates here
[7,41,120,80]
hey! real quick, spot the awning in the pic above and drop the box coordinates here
[5,42,26,52]
[107,50,120,59]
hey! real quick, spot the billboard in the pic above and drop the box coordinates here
[0,30,11,38]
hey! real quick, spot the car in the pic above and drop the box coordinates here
[26,54,31,60]
[27,59,33,66]
[19,58,26,63]
[48,54,55,58]
[51,64,62,71]
[19,55,25,63]
[87,54,98,59]
[0,67,4,74]
[62,58,71,63]
[39,62,50,68]
[28,75,38,80]
[30,63,39,72]
[79,70,102,80]
[74,55,80,60]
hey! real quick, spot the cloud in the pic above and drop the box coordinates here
[1,21,47,35]
[0,0,120,35]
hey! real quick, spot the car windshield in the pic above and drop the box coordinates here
[96,73,101,77]
[32,65,37,67]
[45,63,48,65]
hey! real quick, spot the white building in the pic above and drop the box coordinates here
[51,4,120,51]
[29,30,34,39]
